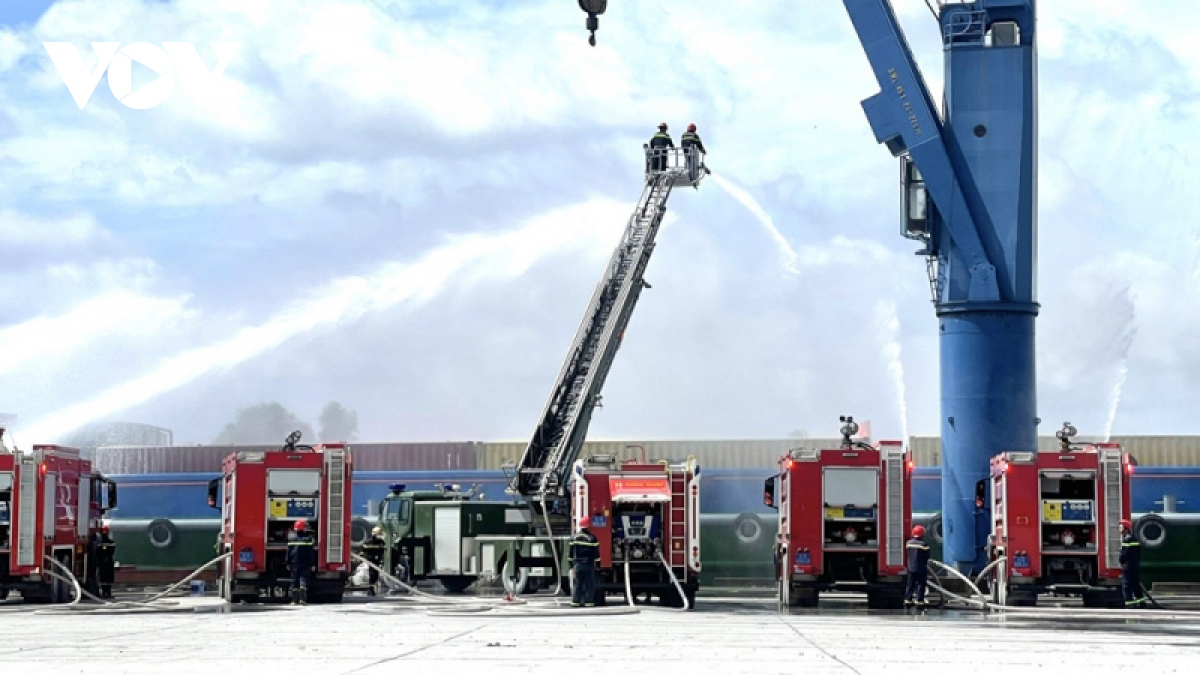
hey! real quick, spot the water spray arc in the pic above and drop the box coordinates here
[709,174,801,276]
[21,202,630,441]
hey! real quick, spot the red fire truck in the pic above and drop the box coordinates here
[208,433,352,603]
[987,423,1132,607]
[571,454,701,607]
[0,444,118,603]
[765,417,911,609]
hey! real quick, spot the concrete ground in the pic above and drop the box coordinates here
[2,593,1199,674]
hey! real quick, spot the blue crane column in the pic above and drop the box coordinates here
[843,0,1039,573]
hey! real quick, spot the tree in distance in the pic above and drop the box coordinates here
[214,402,315,445]
[319,401,359,442]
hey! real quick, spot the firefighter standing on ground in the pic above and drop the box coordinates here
[905,524,930,607]
[1119,518,1147,607]
[648,122,673,173]
[287,520,316,605]
[570,518,600,607]
[680,123,708,183]
[95,524,116,599]
[361,526,387,596]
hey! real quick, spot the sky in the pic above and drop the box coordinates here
[0,0,1197,446]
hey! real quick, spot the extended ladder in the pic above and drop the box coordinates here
[513,147,705,501]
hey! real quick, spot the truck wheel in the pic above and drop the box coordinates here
[1005,585,1037,606]
[867,589,904,610]
[439,577,473,594]
[791,587,818,608]
[1082,588,1122,609]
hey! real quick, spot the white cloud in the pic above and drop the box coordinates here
[1,1,1199,443]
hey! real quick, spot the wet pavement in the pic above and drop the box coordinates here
[2,591,1199,674]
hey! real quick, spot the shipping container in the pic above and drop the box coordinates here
[475,439,841,471]
[910,435,1200,467]
[94,442,477,474]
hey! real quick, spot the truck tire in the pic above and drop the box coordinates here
[439,576,473,594]
[1004,585,1037,606]
[867,587,905,610]
[350,518,371,548]
[790,585,818,608]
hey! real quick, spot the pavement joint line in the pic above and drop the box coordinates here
[344,624,484,673]
[779,615,865,675]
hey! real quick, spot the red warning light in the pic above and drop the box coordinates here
[39,463,47,476]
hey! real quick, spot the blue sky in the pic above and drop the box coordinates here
[0,1,1198,445]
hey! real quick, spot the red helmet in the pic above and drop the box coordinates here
[687,123,697,132]
[1119,519,1132,530]
[100,524,110,534]
[912,525,926,538]
[578,517,590,528]
[658,122,668,130]
[293,520,307,532]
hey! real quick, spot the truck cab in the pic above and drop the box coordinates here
[0,445,117,603]
[376,483,536,594]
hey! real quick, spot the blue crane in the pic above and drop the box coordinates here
[575,0,1039,575]
[842,0,1038,574]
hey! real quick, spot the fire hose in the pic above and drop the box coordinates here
[33,553,232,614]
[350,553,637,616]
[925,558,1200,619]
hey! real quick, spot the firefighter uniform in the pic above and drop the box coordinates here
[680,127,707,182]
[287,527,316,604]
[648,125,674,173]
[96,530,117,599]
[569,527,600,607]
[904,534,931,606]
[361,528,387,595]
[1120,530,1147,607]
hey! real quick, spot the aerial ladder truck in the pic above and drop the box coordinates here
[497,144,705,606]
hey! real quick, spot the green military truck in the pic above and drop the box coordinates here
[375,483,564,594]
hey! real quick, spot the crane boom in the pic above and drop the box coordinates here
[512,146,704,502]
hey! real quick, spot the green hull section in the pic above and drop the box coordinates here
[107,511,1200,589]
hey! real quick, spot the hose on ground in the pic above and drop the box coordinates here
[656,550,690,611]
[927,558,1200,619]
[624,559,635,607]
[34,553,231,614]
[350,554,636,617]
